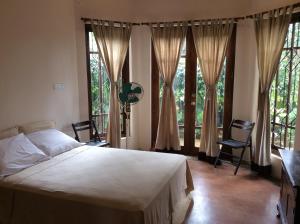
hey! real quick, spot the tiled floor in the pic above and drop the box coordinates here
[185,159,280,224]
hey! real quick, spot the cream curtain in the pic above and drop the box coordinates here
[151,23,187,150]
[192,20,233,157]
[254,7,292,166]
[91,20,131,148]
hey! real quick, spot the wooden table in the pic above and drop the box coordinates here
[277,149,300,224]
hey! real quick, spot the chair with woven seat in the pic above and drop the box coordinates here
[72,120,109,147]
[214,119,255,175]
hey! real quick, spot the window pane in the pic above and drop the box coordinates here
[89,32,98,52]
[90,53,100,115]
[293,22,300,48]
[88,32,110,135]
[284,24,293,48]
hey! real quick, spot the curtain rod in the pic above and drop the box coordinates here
[81,17,242,26]
[245,2,300,19]
[139,17,243,26]
[81,18,140,26]
[81,2,300,26]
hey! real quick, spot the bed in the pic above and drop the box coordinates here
[0,145,194,224]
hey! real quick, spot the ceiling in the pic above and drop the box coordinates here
[75,0,299,22]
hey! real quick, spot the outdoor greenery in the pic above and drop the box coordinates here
[90,54,110,116]
[89,33,110,134]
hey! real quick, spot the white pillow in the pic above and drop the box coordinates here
[26,129,82,157]
[0,134,49,177]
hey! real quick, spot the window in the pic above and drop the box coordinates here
[270,16,300,151]
[85,25,128,137]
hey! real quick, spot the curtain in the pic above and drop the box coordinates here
[192,20,233,157]
[151,23,187,150]
[91,20,131,148]
[254,7,292,166]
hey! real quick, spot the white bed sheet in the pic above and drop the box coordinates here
[0,146,194,224]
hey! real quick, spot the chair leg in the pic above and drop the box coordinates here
[234,147,246,175]
[214,146,222,168]
[249,143,253,164]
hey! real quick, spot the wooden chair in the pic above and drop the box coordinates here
[214,119,255,175]
[72,120,109,147]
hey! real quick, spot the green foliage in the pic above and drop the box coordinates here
[90,55,110,115]
[90,54,110,133]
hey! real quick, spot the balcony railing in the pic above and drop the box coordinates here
[92,113,108,136]
[92,113,126,137]
[271,121,296,151]
[178,124,223,147]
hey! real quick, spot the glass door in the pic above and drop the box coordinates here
[152,26,236,154]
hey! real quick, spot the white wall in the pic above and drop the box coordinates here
[232,19,259,162]
[0,0,79,134]
[129,26,152,150]
[74,4,89,123]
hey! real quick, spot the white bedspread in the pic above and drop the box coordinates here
[0,146,194,224]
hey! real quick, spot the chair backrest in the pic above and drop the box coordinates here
[229,119,255,145]
[72,120,101,142]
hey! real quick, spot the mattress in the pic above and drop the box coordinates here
[0,146,194,224]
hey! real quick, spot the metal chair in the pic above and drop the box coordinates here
[72,120,109,147]
[214,119,255,175]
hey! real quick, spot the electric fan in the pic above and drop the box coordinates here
[118,82,144,148]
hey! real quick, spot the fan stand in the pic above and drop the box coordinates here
[122,103,130,149]
[118,82,144,149]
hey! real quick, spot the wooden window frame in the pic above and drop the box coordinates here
[85,24,129,138]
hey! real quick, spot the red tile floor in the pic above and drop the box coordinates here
[185,159,280,224]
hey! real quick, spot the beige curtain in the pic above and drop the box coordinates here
[151,23,187,150]
[91,20,131,148]
[192,20,233,157]
[254,7,292,166]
